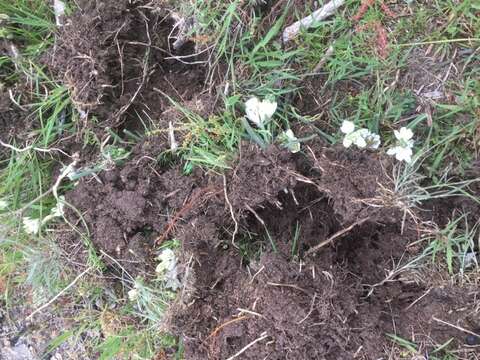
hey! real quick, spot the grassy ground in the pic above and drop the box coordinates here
[0,0,479,358]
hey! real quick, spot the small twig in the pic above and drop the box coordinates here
[298,292,318,324]
[245,205,266,226]
[206,315,249,341]
[226,332,269,360]
[223,175,239,248]
[267,282,310,295]
[8,89,28,111]
[155,186,220,245]
[405,288,431,310]
[313,45,334,73]
[305,218,369,257]
[432,317,480,338]
[0,139,71,157]
[27,266,93,320]
[237,308,264,318]
[283,0,345,43]
[249,265,265,284]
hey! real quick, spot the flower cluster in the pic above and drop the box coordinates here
[340,121,381,150]
[340,121,415,163]
[244,97,301,153]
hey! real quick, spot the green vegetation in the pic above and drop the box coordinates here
[0,0,479,358]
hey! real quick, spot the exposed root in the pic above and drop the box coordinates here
[156,186,221,245]
[305,218,370,257]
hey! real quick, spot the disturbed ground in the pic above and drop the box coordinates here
[64,139,480,359]
[1,0,480,359]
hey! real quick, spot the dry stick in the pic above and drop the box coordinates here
[305,218,369,257]
[0,139,71,157]
[297,292,318,324]
[206,315,250,341]
[266,282,310,295]
[432,317,480,338]
[112,19,150,122]
[282,0,346,43]
[226,332,269,360]
[155,187,220,245]
[27,266,93,320]
[313,45,335,73]
[223,175,239,248]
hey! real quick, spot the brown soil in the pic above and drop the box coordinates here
[47,0,210,140]
[43,2,480,359]
[169,145,479,359]
[0,90,31,158]
[64,138,480,358]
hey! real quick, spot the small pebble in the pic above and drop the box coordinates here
[466,334,480,346]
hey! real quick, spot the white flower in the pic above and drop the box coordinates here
[127,288,139,302]
[364,132,381,149]
[387,146,413,163]
[156,249,177,274]
[53,0,66,26]
[0,199,8,210]
[394,127,413,143]
[156,249,181,290]
[280,129,301,153]
[22,217,42,235]
[343,129,367,148]
[388,127,415,163]
[245,97,277,127]
[340,120,355,134]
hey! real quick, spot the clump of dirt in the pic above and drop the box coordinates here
[0,90,31,157]
[169,145,479,359]
[65,137,199,276]
[47,0,210,139]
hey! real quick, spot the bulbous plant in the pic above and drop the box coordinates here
[242,96,302,153]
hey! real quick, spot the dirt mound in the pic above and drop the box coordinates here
[169,146,478,359]
[63,134,480,358]
[48,0,208,135]
[65,138,197,276]
[49,2,480,358]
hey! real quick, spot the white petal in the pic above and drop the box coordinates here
[284,129,296,140]
[340,120,355,134]
[22,217,41,235]
[396,147,413,162]
[343,136,353,148]
[366,133,381,149]
[282,129,300,153]
[354,136,367,148]
[54,0,66,26]
[128,288,139,301]
[387,147,398,156]
[245,97,262,126]
[398,127,413,141]
[157,249,177,273]
[0,200,8,210]
[259,99,277,122]
[393,129,401,141]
